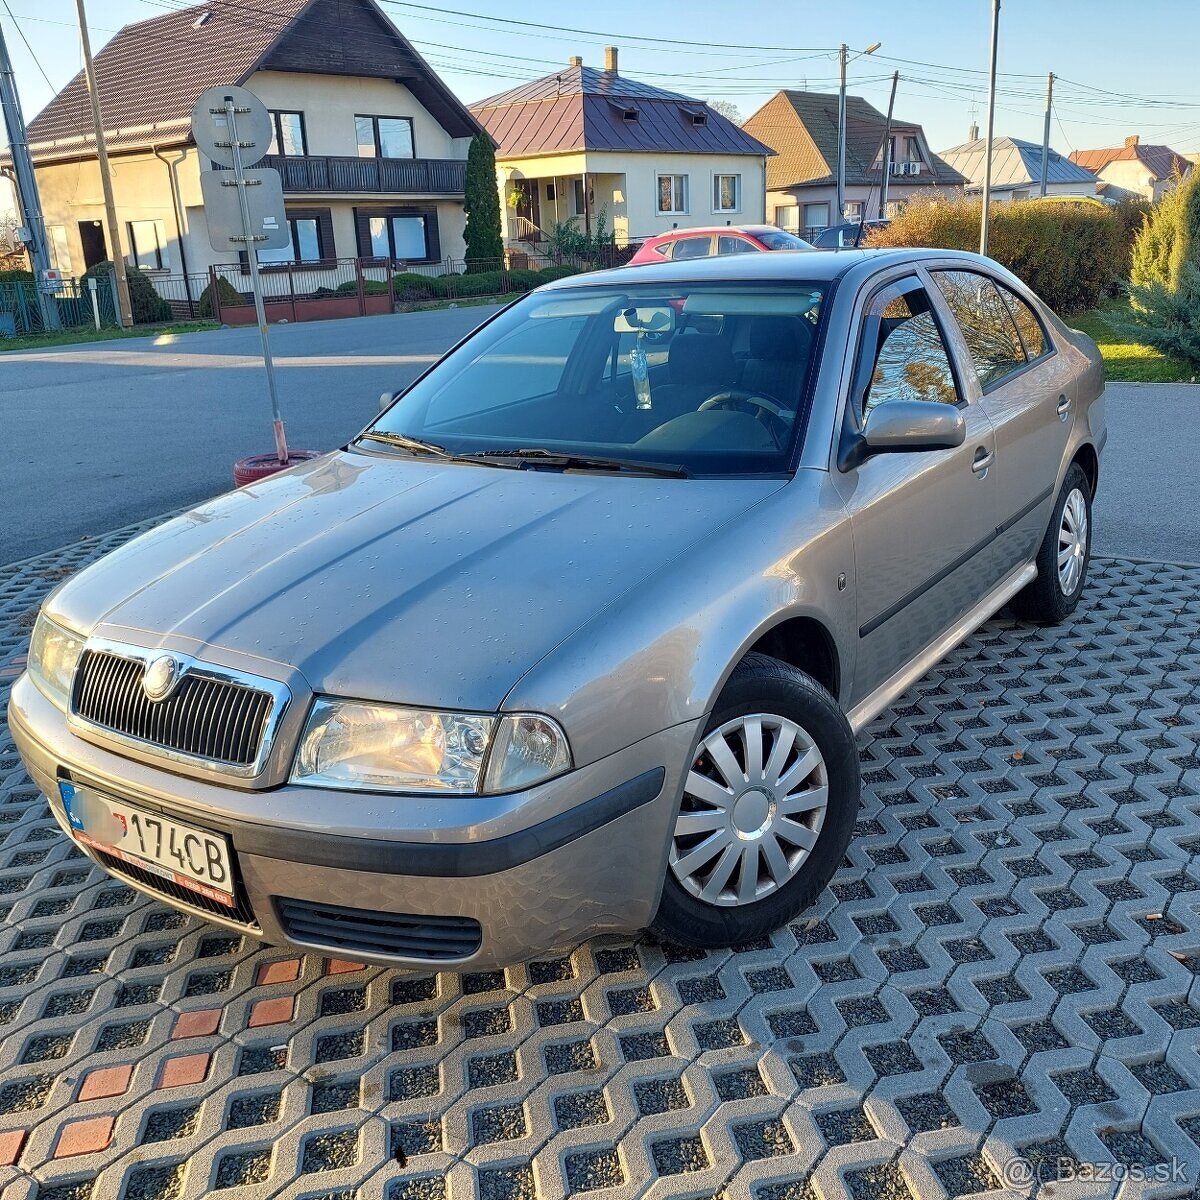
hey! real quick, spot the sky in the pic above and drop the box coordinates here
[2,0,1200,216]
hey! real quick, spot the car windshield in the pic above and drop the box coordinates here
[756,230,812,251]
[362,282,829,476]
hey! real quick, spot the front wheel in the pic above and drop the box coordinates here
[1010,463,1092,624]
[652,653,860,948]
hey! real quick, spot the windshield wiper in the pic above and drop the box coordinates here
[357,430,453,458]
[464,448,689,478]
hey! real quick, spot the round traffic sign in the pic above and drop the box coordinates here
[190,84,273,168]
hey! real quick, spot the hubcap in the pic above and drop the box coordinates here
[669,714,828,907]
[1058,487,1088,596]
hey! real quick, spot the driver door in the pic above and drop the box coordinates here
[832,275,1007,700]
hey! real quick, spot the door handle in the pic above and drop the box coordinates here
[971,447,994,475]
[1056,394,1072,421]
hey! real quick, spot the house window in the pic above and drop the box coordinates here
[257,211,330,265]
[657,174,688,214]
[713,174,740,213]
[774,204,799,232]
[355,115,415,160]
[843,200,864,222]
[546,181,556,201]
[572,178,593,216]
[802,202,830,230]
[267,110,307,156]
[126,219,167,270]
[47,225,72,274]
[369,214,429,260]
[1011,188,1031,201]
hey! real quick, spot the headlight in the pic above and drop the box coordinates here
[291,698,571,794]
[28,613,84,710]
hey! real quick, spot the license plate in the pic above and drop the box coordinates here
[58,780,236,908]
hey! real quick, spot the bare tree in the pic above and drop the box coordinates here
[707,99,743,126]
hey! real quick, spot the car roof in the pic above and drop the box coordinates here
[543,246,989,290]
[646,225,774,240]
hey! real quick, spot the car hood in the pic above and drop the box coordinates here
[51,450,784,711]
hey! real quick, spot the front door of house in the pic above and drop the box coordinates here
[78,220,107,269]
[512,180,541,240]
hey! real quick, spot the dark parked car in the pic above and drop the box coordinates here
[811,219,891,248]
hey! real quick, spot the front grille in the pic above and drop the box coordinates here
[93,849,258,927]
[72,649,275,769]
[276,897,482,961]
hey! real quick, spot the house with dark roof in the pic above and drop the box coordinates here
[742,90,966,235]
[469,48,772,250]
[938,134,1098,201]
[17,0,482,287]
[1070,135,1193,202]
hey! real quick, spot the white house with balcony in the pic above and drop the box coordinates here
[17,0,483,301]
[469,48,772,253]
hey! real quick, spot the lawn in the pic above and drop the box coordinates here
[1070,302,1196,383]
[0,320,218,353]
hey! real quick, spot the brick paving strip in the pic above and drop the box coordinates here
[1,517,1200,1199]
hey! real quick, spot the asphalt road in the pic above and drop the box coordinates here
[1,312,1195,564]
[0,306,501,563]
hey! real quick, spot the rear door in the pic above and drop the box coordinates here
[927,267,1072,568]
[717,234,759,256]
[831,274,1008,695]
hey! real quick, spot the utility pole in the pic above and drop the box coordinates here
[1039,71,1055,197]
[836,43,848,223]
[73,0,132,327]
[0,21,60,328]
[879,70,899,220]
[979,0,1001,256]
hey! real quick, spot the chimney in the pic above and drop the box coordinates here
[604,46,618,73]
[1124,134,1140,148]
[568,55,582,67]
[969,122,979,142]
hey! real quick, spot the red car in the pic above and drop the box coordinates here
[627,225,812,265]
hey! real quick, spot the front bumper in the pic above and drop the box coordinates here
[8,673,698,969]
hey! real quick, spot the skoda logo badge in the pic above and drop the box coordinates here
[142,654,180,701]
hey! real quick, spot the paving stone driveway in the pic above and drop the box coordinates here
[1,523,1200,1200]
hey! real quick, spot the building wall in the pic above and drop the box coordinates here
[246,69,471,160]
[1095,160,1171,202]
[767,180,960,231]
[498,150,766,246]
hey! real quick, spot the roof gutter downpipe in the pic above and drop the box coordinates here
[154,144,194,311]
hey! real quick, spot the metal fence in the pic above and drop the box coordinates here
[0,274,119,337]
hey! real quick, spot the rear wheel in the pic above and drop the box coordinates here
[652,653,859,948]
[1010,463,1092,624]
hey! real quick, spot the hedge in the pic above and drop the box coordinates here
[198,275,242,318]
[868,197,1124,314]
[83,261,172,324]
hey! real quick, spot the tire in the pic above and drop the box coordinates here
[1009,463,1092,625]
[652,652,860,948]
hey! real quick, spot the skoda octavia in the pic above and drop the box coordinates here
[9,249,1105,968]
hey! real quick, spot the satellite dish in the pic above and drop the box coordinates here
[190,84,273,168]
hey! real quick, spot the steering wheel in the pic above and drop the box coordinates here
[698,389,792,445]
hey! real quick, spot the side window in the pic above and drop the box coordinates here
[997,284,1048,359]
[858,280,961,418]
[717,235,756,256]
[932,269,1027,390]
[670,236,713,260]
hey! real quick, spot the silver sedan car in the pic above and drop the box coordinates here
[10,249,1105,968]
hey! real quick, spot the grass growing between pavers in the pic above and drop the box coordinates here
[1071,301,1196,383]
[0,321,219,353]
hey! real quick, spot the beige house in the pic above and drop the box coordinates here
[1070,136,1193,202]
[469,49,772,252]
[742,90,966,235]
[17,0,482,300]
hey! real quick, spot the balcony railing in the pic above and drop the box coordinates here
[258,154,467,196]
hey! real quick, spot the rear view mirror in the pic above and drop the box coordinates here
[615,305,675,335]
[862,400,965,453]
[839,399,966,470]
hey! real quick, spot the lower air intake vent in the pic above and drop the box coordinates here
[275,898,482,961]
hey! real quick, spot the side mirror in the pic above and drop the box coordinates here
[839,400,966,470]
[379,391,393,412]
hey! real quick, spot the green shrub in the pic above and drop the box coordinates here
[0,268,34,283]
[197,274,242,319]
[390,272,440,300]
[463,133,504,272]
[868,196,1123,314]
[1123,170,1200,368]
[83,260,172,324]
[333,279,389,295]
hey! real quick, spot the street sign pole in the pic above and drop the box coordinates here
[219,97,288,464]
